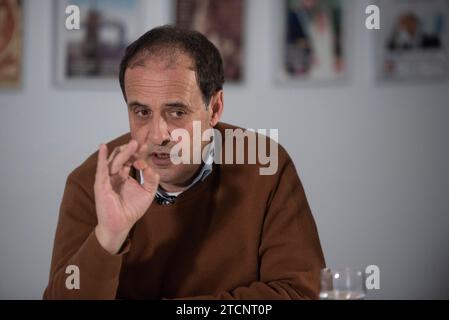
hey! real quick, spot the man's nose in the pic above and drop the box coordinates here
[147,116,171,146]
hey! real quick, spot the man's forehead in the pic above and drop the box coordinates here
[129,51,194,72]
[126,65,195,83]
[123,58,203,108]
[125,59,197,90]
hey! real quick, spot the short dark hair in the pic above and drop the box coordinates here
[119,25,224,106]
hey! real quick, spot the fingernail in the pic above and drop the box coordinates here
[134,159,148,170]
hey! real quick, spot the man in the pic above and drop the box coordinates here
[44,25,325,299]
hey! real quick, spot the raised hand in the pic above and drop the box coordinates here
[94,140,159,254]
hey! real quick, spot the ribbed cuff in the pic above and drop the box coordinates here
[77,231,131,281]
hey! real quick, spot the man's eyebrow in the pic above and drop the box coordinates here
[128,101,150,109]
[164,101,192,111]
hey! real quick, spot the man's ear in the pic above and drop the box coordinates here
[209,90,224,127]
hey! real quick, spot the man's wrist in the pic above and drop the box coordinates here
[94,225,130,255]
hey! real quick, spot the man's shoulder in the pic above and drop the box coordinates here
[68,132,132,187]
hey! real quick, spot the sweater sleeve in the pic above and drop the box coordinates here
[170,157,326,300]
[43,173,129,300]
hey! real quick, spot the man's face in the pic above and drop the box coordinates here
[124,53,219,191]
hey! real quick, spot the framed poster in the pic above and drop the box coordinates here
[54,0,142,88]
[0,0,22,88]
[175,0,245,82]
[377,0,449,81]
[280,0,344,82]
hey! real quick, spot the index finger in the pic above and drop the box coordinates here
[95,143,109,188]
[109,140,139,175]
[132,144,149,171]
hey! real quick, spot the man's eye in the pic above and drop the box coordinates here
[169,111,186,119]
[136,109,150,118]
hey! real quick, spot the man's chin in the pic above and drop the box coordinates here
[150,164,178,183]
[151,164,200,190]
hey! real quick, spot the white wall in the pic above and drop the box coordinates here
[1,0,448,299]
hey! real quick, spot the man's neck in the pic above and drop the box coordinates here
[159,163,203,193]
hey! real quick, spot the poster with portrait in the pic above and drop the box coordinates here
[0,0,22,88]
[377,0,449,81]
[55,0,142,87]
[175,0,245,82]
[281,0,344,82]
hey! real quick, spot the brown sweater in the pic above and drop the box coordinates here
[43,122,325,300]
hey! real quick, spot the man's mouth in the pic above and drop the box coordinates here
[150,151,177,166]
[152,152,170,159]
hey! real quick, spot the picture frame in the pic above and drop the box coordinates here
[278,0,346,83]
[174,0,246,83]
[376,0,449,82]
[54,0,143,88]
[0,0,22,89]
